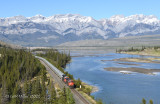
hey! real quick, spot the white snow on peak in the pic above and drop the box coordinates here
[29,14,46,23]
[99,14,160,33]
[110,15,125,21]
[1,14,159,26]
[0,15,28,26]
[108,14,159,25]
[44,14,95,23]
[0,14,160,39]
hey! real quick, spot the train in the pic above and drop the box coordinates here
[62,75,74,88]
[35,56,75,88]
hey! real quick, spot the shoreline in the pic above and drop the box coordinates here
[81,82,99,93]
[91,85,99,93]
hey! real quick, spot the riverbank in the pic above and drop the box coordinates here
[104,67,160,75]
[82,82,99,93]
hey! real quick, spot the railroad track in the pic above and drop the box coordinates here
[71,89,90,104]
[38,57,91,104]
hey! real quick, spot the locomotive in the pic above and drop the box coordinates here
[62,75,74,88]
[35,56,75,89]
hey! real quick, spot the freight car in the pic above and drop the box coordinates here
[35,56,75,88]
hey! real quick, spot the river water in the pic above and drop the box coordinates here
[65,51,160,104]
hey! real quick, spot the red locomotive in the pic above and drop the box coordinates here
[62,75,75,88]
[67,79,74,88]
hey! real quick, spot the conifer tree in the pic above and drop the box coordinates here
[23,81,32,104]
[149,99,153,104]
[58,87,67,104]
[1,81,9,104]
[11,84,22,104]
[66,88,75,104]
[142,98,146,104]
[41,77,47,103]
[50,82,57,104]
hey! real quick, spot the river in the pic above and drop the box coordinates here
[65,51,160,104]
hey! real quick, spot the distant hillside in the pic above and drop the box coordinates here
[58,34,160,47]
[0,41,23,49]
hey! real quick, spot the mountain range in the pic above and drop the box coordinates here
[0,14,160,46]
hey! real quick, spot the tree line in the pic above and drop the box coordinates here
[116,46,160,53]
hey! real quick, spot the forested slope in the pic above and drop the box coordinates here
[0,47,75,104]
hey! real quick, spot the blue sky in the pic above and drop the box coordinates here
[0,0,159,19]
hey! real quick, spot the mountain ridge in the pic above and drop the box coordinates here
[0,14,160,46]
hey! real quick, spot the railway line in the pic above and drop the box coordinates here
[71,89,90,104]
[36,56,91,104]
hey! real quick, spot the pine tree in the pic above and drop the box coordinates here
[66,88,75,104]
[50,82,57,104]
[41,78,47,103]
[35,78,42,95]
[1,81,9,104]
[69,93,75,104]
[23,81,32,104]
[11,84,22,104]
[58,87,67,104]
[142,98,146,104]
[149,99,153,104]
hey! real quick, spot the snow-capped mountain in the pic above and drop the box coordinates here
[0,14,160,46]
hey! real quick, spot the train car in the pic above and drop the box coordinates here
[68,79,74,89]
